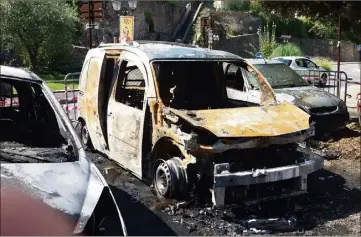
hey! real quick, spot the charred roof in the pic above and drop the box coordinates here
[0,65,42,83]
[98,41,244,61]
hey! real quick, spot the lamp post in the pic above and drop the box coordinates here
[128,0,138,15]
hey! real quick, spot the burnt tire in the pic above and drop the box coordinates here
[81,123,94,151]
[152,158,188,200]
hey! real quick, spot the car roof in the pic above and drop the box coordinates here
[272,56,308,60]
[244,58,286,65]
[0,65,42,83]
[97,41,244,61]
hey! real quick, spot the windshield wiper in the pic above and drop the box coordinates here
[273,84,307,88]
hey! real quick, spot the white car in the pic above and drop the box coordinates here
[272,56,329,86]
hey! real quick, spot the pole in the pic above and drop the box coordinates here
[88,1,94,49]
[336,11,341,98]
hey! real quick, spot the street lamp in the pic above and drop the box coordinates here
[128,0,138,15]
[111,0,122,12]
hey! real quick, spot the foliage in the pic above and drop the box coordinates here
[144,12,155,33]
[0,0,79,72]
[227,0,251,12]
[270,43,303,58]
[219,1,361,43]
[312,57,333,71]
[257,1,361,43]
[258,23,278,59]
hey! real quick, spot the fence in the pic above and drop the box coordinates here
[294,69,360,105]
[51,73,80,124]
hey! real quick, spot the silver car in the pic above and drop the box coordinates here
[0,66,127,236]
[272,56,329,86]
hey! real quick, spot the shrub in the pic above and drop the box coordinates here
[270,43,303,58]
[313,57,333,70]
[259,22,278,58]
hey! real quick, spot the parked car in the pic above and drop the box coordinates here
[0,65,127,236]
[77,41,323,208]
[226,59,349,134]
[272,56,329,86]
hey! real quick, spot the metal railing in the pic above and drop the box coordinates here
[63,73,80,123]
[294,69,354,103]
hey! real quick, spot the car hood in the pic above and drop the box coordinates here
[167,102,310,138]
[274,86,340,109]
[0,157,107,234]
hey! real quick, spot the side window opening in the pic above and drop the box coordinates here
[0,82,20,119]
[225,64,246,91]
[115,60,145,110]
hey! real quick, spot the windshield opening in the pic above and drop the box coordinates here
[0,79,78,163]
[152,60,240,110]
[253,63,310,88]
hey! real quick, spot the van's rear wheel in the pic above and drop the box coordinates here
[153,158,188,200]
[81,123,94,151]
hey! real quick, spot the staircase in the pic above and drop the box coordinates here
[173,2,203,44]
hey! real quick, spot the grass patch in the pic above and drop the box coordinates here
[39,72,65,81]
[270,43,303,58]
[313,57,333,70]
[39,72,78,91]
[45,81,79,91]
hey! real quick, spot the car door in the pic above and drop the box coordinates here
[241,67,262,104]
[83,54,109,152]
[107,52,147,178]
[225,63,249,102]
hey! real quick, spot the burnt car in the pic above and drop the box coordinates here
[226,59,350,134]
[77,41,324,208]
[0,66,127,236]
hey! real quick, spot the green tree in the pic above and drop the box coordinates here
[257,1,361,42]
[0,0,79,72]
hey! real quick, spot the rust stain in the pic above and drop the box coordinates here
[166,102,310,138]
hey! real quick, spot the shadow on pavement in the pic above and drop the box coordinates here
[109,185,178,236]
[227,169,360,233]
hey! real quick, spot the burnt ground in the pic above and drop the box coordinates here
[78,122,361,236]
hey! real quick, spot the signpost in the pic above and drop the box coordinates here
[79,1,104,49]
[256,52,264,59]
[119,16,135,43]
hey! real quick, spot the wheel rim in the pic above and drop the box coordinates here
[82,125,89,145]
[154,161,171,197]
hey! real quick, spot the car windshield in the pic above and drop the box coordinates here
[253,63,310,88]
[0,78,78,163]
[152,61,232,110]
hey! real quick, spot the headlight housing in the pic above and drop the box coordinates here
[338,100,347,112]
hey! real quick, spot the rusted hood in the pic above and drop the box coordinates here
[167,102,310,138]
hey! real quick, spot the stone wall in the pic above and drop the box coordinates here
[215,34,259,58]
[88,1,188,44]
[285,38,359,62]
[214,34,358,62]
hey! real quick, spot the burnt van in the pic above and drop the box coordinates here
[77,41,323,208]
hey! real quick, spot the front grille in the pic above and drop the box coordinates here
[309,106,337,114]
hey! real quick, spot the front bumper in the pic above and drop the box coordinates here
[211,147,324,208]
[311,112,349,132]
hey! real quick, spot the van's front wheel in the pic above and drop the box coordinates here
[81,123,94,151]
[153,158,188,200]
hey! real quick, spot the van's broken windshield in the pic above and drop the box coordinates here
[0,79,78,163]
[152,61,231,110]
